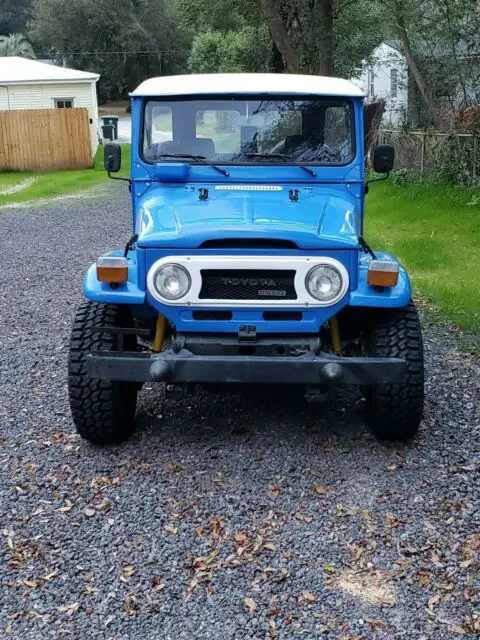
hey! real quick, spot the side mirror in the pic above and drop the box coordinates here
[104,142,121,173]
[373,144,394,174]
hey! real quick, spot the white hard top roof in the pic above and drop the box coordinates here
[131,73,365,98]
[0,56,99,85]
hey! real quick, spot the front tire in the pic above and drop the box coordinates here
[363,301,424,441]
[68,301,138,444]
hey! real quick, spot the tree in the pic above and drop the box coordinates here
[188,27,270,73]
[28,0,189,100]
[0,33,35,58]
[258,0,382,76]
[0,1,32,37]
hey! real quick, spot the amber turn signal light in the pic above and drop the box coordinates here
[96,256,128,283]
[367,260,399,287]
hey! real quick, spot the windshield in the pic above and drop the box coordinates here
[143,97,354,166]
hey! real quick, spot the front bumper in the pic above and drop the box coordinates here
[87,348,406,385]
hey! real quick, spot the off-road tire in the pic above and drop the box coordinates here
[68,301,138,444]
[364,301,424,441]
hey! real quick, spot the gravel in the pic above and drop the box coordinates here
[0,186,479,639]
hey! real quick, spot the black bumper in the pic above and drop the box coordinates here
[86,349,406,385]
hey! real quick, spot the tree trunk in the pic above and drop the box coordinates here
[391,0,439,125]
[313,0,335,75]
[260,0,298,72]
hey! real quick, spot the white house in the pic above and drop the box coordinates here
[0,56,100,155]
[352,41,408,126]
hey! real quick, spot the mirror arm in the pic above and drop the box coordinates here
[108,170,131,183]
[365,171,390,194]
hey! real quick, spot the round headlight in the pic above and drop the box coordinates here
[306,264,344,302]
[153,264,191,300]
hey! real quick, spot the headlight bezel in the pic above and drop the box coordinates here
[152,263,191,301]
[305,262,348,305]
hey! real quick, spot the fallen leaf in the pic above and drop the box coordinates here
[164,525,178,535]
[386,461,397,471]
[428,594,441,611]
[84,507,95,517]
[301,589,316,603]
[123,595,138,615]
[164,461,184,473]
[295,513,313,523]
[323,563,336,574]
[152,576,165,590]
[269,484,281,497]
[266,609,280,618]
[43,569,59,581]
[57,499,75,513]
[58,603,80,616]
[313,485,328,495]
[120,565,136,582]
[244,597,257,613]
[235,532,249,543]
[264,542,276,552]
[364,617,387,631]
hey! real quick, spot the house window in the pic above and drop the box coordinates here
[54,98,74,109]
[368,69,375,96]
[390,68,398,98]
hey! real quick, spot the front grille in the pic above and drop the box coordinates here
[199,269,297,300]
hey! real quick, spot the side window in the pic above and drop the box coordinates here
[390,68,398,98]
[196,110,240,154]
[54,98,74,108]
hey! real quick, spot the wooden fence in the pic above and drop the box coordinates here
[0,107,92,171]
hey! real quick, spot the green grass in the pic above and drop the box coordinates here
[0,144,131,205]
[365,180,480,333]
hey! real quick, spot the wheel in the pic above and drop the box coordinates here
[68,301,138,444]
[363,301,424,441]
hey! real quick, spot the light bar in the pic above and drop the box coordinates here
[96,256,128,284]
[367,260,399,287]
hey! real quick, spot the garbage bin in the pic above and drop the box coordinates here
[101,124,115,141]
[101,115,119,139]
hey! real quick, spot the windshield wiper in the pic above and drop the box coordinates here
[245,153,316,177]
[155,153,229,177]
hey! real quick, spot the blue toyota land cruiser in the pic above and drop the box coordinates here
[68,73,424,444]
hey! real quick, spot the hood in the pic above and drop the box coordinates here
[136,184,360,250]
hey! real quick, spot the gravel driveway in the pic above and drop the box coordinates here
[1,187,479,639]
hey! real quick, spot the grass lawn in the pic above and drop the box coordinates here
[365,180,480,333]
[0,144,131,205]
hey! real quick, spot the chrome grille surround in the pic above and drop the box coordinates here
[147,255,349,307]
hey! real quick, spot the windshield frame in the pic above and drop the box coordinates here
[140,94,357,169]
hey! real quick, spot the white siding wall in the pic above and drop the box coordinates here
[352,43,408,126]
[0,81,99,155]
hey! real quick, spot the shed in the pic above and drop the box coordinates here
[0,56,100,155]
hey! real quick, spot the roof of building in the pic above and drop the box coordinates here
[0,56,99,85]
[384,39,402,53]
[131,73,365,98]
